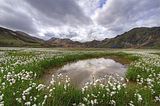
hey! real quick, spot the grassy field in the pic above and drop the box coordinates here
[0,47,160,106]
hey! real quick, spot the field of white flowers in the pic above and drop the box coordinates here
[0,47,160,106]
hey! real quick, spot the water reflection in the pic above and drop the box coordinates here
[42,57,129,86]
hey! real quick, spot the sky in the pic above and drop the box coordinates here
[0,0,160,42]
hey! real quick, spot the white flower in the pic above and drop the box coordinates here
[25,101,31,106]
[32,104,37,106]
[22,95,26,100]
[91,100,94,105]
[16,98,21,103]
[110,91,116,96]
[117,84,121,90]
[0,94,4,101]
[72,103,76,106]
[1,69,3,73]
[137,75,141,78]
[109,100,116,105]
[0,101,4,106]
[34,97,37,102]
[128,101,134,106]
[44,95,47,99]
[137,94,142,102]
[94,99,98,104]
[83,97,88,102]
[155,96,159,102]
[113,86,116,90]
[2,82,5,86]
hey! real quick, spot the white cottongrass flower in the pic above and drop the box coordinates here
[0,94,4,101]
[72,103,76,106]
[113,86,116,90]
[91,100,94,105]
[32,104,37,106]
[155,96,159,102]
[109,100,116,105]
[44,95,47,99]
[128,101,134,106]
[110,91,116,96]
[137,93,142,102]
[25,101,31,106]
[83,97,88,102]
[0,101,4,106]
[22,95,26,100]
[2,82,5,86]
[94,99,98,104]
[117,84,121,90]
[34,97,37,102]
[23,87,32,95]
[16,98,21,103]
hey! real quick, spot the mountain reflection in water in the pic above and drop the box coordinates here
[42,57,129,86]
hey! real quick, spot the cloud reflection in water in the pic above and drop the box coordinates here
[57,57,128,86]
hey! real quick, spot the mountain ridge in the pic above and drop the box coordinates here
[0,26,159,48]
[98,27,160,48]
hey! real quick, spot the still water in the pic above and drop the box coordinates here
[42,56,130,86]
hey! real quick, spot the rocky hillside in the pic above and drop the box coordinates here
[0,26,159,48]
[0,27,48,47]
[48,27,160,48]
[98,27,160,48]
[47,38,102,48]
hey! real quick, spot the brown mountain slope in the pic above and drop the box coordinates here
[0,26,159,48]
[0,27,48,47]
[98,27,160,48]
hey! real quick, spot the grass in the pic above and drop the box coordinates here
[0,48,160,105]
[0,39,42,47]
[39,52,139,74]
[151,53,160,56]
[8,52,35,56]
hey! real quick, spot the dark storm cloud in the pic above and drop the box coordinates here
[44,32,55,37]
[0,0,92,40]
[57,31,78,39]
[0,1,38,34]
[43,32,57,40]
[24,0,92,27]
[65,32,78,38]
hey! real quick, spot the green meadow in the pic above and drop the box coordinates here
[0,47,160,106]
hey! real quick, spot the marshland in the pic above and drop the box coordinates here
[0,47,160,106]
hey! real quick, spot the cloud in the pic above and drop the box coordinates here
[24,0,92,27]
[76,0,101,15]
[0,0,159,41]
[0,0,92,39]
[92,0,160,35]
[0,0,38,34]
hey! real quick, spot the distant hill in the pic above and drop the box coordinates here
[98,27,160,48]
[0,26,160,48]
[47,37,58,42]
[47,38,102,48]
[0,27,48,47]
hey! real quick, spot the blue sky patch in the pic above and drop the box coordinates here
[99,0,107,8]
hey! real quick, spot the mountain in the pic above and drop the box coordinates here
[16,31,44,42]
[98,27,160,48]
[0,26,159,48]
[0,27,49,47]
[83,40,102,48]
[47,38,84,47]
[48,38,103,48]
[47,37,59,42]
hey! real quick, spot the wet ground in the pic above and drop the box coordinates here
[41,56,131,86]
